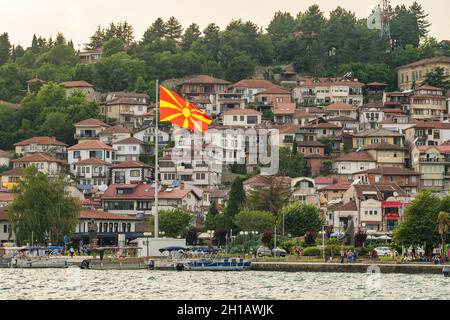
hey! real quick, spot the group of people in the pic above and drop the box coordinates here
[339,249,358,263]
[68,244,89,258]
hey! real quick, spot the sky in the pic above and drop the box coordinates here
[0,0,449,48]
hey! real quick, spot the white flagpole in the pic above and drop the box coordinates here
[154,80,159,239]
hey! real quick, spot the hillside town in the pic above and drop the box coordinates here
[0,53,449,247]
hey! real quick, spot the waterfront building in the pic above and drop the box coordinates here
[397,56,450,91]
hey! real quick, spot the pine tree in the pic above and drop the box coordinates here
[224,177,246,232]
[142,18,166,44]
[165,16,183,40]
[0,32,11,66]
[182,23,201,50]
[410,1,431,39]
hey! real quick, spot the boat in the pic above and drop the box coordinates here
[183,258,252,271]
[80,259,152,270]
[2,246,70,269]
[12,258,69,269]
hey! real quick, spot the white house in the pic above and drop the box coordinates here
[228,79,275,104]
[333,152,377,180]
[111,161,152,184]
[134,126,171,145]
[98,125,132,145]
[112,137,146,163]
[222,109,261,127]
[72,158,111,190]
[0,150,13,167]
[68,140,114,174]
[12,153,67,176]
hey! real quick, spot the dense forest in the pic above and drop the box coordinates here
[0,2,448,151]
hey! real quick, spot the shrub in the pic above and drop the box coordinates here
[281,239,299,253]
[303,246,322,256]
[304,231,317,247]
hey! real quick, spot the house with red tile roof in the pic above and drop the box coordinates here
[12,153,67,175]
[74,118,111,141]
[112,137,147,163]
[354,167,420,195]
[364,142,407,168]
[68,140,114,174]
[254,86,291,110]
[229,79,275,104]
[409,85,447,120]
[273,103,295,124]
[75,210,139,237]
[79,48,102,64]
[324,102,359,119]
[101,96,149,130]
[111,161,152,184]
[293,77,364,107]
[14,136,68,159]
[0,167,24,190]
[333,151,376,180]
[61,80,98,102]
[0,150,13,167]
[72,158,112,191]
[404,121,450,147]
[101,184,202,215]
[337,183,411,232]
[98,125,132,145]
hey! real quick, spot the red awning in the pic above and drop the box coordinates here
[385,213,400,220]
[382,201,402,208]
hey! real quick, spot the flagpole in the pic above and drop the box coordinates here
[154,80,159,239]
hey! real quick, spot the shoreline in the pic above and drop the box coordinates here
[250,261,447,274]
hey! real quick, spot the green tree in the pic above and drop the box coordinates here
[225,53,255,84]
[8,166,80,245]
[93,52,145,92]
[279,146,307,178]
[280,203,324,237]
[423,67,450,90]
[142,18,166,44]
[165,17,183,40]
[246,181,291,215]
[391,5,420,48]
[157,209,193,238]
[182,23,202,50]
[409,1,431,40]
[438,211,450,257]
[234,208,275,233]
[224,177,246,232]
[393,190,441,254]
[102,37,125,57]
[0,32,11,66]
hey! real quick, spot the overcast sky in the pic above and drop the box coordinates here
[1,0,448,48]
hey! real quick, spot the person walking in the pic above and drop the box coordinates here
[340,249,345,263]
[69,246,75,258]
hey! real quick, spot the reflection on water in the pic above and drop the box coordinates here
[0,269,449,300]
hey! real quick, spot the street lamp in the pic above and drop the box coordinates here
[159,231,165,237]
[362,223,367,248]
[239,231,249,258]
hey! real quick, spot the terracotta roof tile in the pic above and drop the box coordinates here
[98,125,131,136]
[0,150,13,158]
[182,75,231,85]
[273,103,295,115]
[12,153,66,164]
[336,151,375,162]
[397,56,450,69]
[68,140,114,151]
[14,136,67,147]
[62,81,94,88]
[74,158,112,166]
[356,167,420,176]
[0,167,24,177]
[113,137,143,145]
[325,102,358,111]
[112,161,152,169]
[365,142,407,151]
[74,118,110,127]
[256,86,290,95]
[229,79,274,89]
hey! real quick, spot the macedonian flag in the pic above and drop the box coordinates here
[159,86,212,133]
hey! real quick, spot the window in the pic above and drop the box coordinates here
[3,224,7,233]
[233,116,238,121]
[240,116,245,121]
[130,170,140,177]
[73,151,81,158]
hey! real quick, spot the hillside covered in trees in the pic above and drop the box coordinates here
[0,2,448,151]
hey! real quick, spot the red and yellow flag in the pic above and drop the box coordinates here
[159,86,212,133]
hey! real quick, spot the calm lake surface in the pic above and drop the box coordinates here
[1,268,449,300]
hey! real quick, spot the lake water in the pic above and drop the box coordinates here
[1,268,449,300]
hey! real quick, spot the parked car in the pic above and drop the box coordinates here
[256,246,287,257]
[374,247,392,256]
[272,248,287,257]
[256,246,272,257]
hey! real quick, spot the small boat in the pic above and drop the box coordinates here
[80,259,152,270]
[184,258,251,271]
[12,258,69,269]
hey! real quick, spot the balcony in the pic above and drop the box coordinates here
[419,156,450,163]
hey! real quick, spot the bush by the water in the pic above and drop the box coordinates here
[303,247,322,256]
